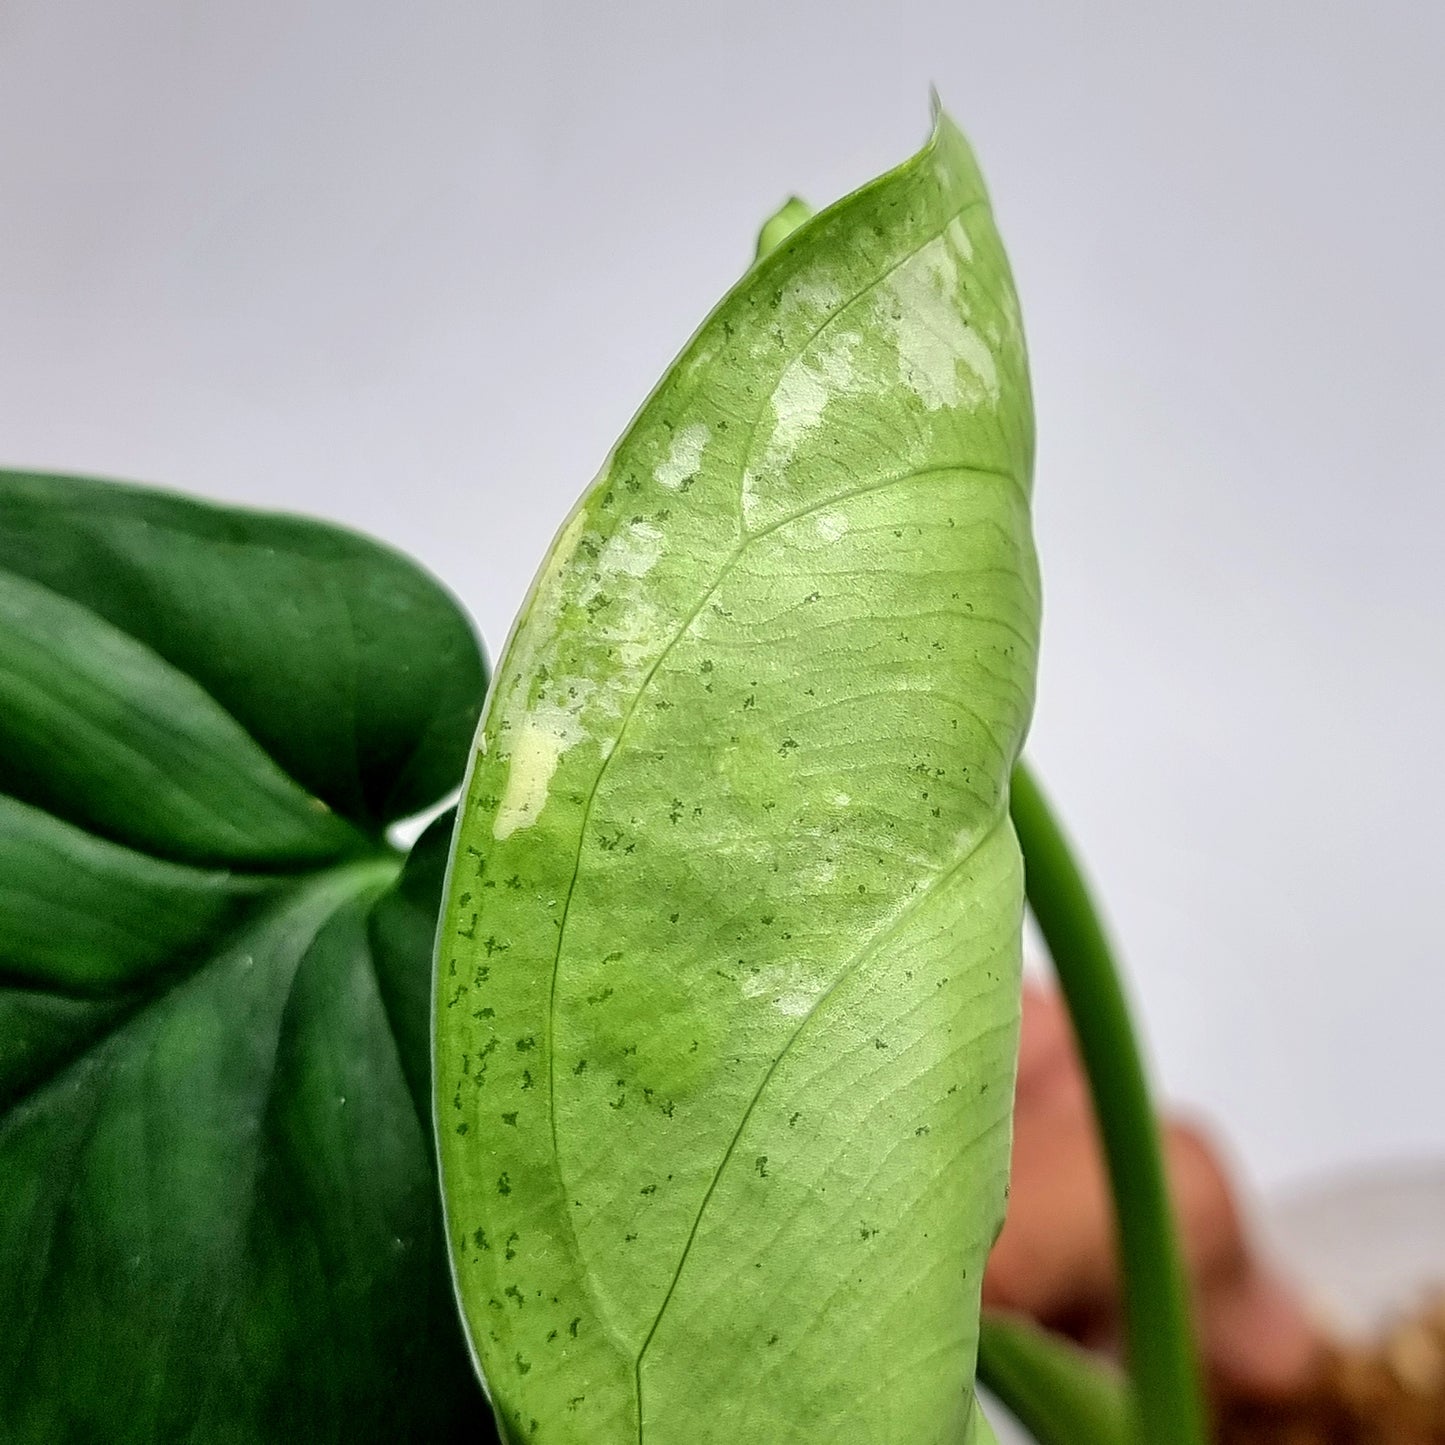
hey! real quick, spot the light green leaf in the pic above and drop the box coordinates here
[0,471,490,1443]
[436,106,1039,1443]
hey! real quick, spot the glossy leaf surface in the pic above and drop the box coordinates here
[437,109,1039,1443]
[0,471,489,1442]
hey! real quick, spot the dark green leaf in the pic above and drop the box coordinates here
[0,471,482,833]
[0,472,490,1443]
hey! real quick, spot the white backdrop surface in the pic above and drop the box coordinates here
[1,1,1440,1193]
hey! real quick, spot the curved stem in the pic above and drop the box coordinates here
[978,1313,1131,1445]
[1008,761,1209,1445]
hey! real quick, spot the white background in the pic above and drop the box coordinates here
[2,1,1440,1196]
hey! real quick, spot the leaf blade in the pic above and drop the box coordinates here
[0,472,489,1443]
[439,108,1039,1443]
[0,470,485,828]
[0,569,363,864]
